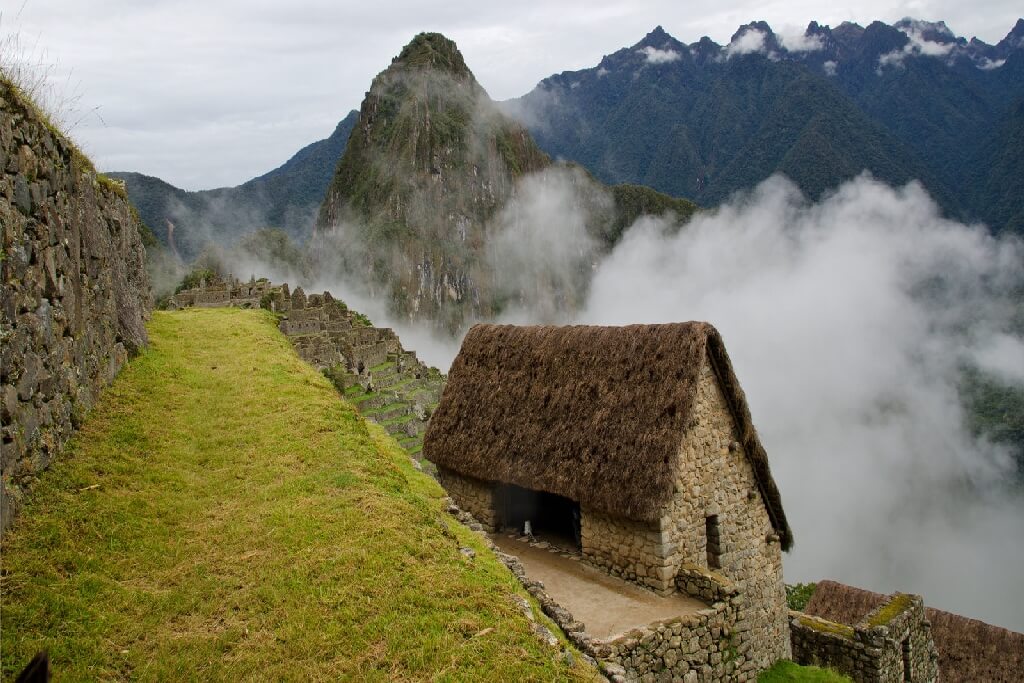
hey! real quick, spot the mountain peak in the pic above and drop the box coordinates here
[646,25,670,40]
[391,32,472,78]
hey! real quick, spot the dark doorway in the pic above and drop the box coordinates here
[495,483,581,551]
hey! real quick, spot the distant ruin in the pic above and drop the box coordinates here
[167,276,444,460]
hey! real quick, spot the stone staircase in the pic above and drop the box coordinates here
[168,276,446,470]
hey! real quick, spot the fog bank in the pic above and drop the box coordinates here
[578,175,1024,629]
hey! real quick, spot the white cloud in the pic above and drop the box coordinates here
[724,28,768,58]
[596,66,610,76]
[973,334,1024,384]
[637,45,682,64]
[977,57,1006,70]
[823,59,838,76]
[777,30,824,52]
[877,22,956,71]
[577,174,1024,630]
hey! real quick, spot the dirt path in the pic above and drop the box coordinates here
[492,535,707,640]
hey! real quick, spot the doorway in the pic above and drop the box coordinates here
[495,483,581,551]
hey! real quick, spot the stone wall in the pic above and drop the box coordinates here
[791,594,938,682]
[436,467,497,530]
[661,356,791,669]
[1,80,151,532]
[581,509,673,593]
[595,567,754,682]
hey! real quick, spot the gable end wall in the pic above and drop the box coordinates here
[662,354,791,668]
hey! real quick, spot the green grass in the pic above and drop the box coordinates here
[758,660,852,682]
[865,594,912,627]
[797,616,854,639]
[786,582,816,611]
[0,308,596,681]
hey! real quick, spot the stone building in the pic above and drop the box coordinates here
[424,322,794,676]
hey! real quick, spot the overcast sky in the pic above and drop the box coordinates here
[4,0,1021,190]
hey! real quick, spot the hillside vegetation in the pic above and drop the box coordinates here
[0,308,595,681]
[511,20,1024,235]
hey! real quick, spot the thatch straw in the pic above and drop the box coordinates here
[424,322,792,550]
[804,580,1024,682]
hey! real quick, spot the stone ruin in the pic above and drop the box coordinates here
[791,593,939,683]
[167,277,444,463]
[167,273,271,310]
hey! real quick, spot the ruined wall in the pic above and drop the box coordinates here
[1,80,150,532]
[437,467,497,531]
[581,510,673,593]
[662,356,791,669]
[791,594,938,682]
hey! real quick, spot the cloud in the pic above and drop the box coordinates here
[487,166,607,322]
[576,174,1024,630]
[972,334,1024,384]
[822,59,838,76]
[877,21,956,70]
[977,57,1006,70]
[777,31,825,52]
[637,45,682,64]
[724,28,768,58]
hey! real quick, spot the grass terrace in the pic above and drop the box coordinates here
[0,308,594,681]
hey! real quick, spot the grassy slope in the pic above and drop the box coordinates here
[758,661,852,682]
[0,308,594,681]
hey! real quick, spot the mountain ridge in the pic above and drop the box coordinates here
[109,110,358,259]
[506,17,1024,233]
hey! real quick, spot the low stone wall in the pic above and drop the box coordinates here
[436,467,497,530]
[791,593,938,682]
[1,80,151,532]
[581,509,673,593]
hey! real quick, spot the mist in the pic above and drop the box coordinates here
[204,165,1024,630]
[576,174,1024,630]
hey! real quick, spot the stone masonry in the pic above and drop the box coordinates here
[660,359,791,669]
[577,357,790,672]
[1,79,151,532]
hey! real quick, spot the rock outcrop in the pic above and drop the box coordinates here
[1,78,151,532]
[315,32,696,333]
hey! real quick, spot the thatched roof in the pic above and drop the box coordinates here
[424,322,792,549]
[804,580,1024,683]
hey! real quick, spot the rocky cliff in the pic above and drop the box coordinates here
[1,78,151,532]
[315,33,695,332]
[316,33,550,331]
